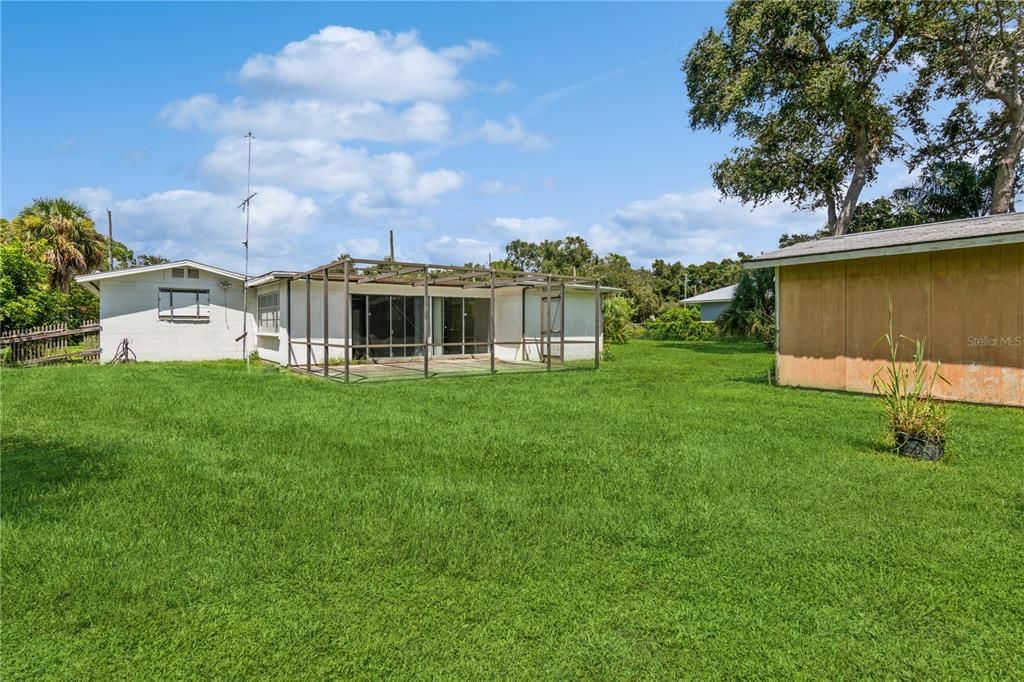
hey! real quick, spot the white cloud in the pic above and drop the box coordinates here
[585,189,825,265]
[490,216,568,242]
[200,137,466,207]
[481,116,547,150]
[336,238,382,258]
[422,235,498,265]
[68,184,320,273]
[238,26,494,102]
[160,95,450,143]
[479,180,522,194]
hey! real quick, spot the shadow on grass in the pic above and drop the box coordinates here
[1,436,119,523]
[728,374,776,387]
[650,340,770,355]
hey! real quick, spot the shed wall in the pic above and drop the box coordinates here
[777,243,1024,406]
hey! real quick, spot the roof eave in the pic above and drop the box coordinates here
[75,259,244,283]
[745,232,1024,269]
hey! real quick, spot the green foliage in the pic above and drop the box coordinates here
[718,268,776,347]
[652,256,745,302]
[1,197,168,331]
[900,1,1024,213]
[684,0,912,235]
[602,296,634,344]
[892,160,1012,221]
[0,239,67,329]
[503,236,597,274]
[871,303,950,447]
[646,305,716,341]
[500,234,749,326]
[778,159,1005,248]
[11,197,106,291]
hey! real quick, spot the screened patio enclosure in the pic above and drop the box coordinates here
[267,256,606,382]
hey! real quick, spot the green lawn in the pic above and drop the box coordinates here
[3,341,1023,678]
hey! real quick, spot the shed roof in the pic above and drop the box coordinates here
[746,213,1024,268]
[680,284,736,304]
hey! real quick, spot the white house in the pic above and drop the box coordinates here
[680,284,736,322]
[76,257,610,378]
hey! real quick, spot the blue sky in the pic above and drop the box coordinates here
[2,2,907,274]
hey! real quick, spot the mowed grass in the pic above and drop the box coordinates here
[3,341,1023,678]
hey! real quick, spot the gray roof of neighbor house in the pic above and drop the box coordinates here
[746,213,1024,268]
[680,284,736,304]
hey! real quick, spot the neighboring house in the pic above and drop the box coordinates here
[680,284,736,322]
[76,257,611,370]
[747,213,1024,407]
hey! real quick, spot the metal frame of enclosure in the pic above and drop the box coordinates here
[286,256,602,382]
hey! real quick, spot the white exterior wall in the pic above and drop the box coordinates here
[254,280,290,366]
[520,287,602,361]
[267,280,602,366]
[97,269,250,363]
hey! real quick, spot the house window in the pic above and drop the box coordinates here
[158,288,210,320]
[258,291,280,332]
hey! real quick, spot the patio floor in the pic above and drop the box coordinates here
[288,355,581,382]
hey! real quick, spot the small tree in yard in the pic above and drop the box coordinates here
[602,296,634,345]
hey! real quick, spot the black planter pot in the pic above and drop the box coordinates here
[895,432,945,461]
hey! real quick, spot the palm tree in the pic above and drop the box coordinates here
[13,198,105,292]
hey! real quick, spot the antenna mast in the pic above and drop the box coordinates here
[239,131,257,367]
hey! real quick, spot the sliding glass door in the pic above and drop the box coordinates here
[350,294,424,359]
[433,296,490,355]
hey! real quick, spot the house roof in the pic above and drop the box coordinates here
[680,284,736,304]
[246,271,299,288]
[746,213,1024,268]
[76,259,244,284]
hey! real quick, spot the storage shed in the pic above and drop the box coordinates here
[747,214,1024,407]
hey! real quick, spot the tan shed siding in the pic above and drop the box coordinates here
[777,243,1024,406]
[777,260,846,389]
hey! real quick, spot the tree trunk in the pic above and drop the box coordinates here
[990,113,1024,214]
[833,128,871,236]
[825,191,838,232]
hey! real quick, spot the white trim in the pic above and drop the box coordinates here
[75,259,243,284]
[246,271,299,288]
[745,231,1024,269]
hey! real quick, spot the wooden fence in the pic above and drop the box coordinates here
[0,321,101,365]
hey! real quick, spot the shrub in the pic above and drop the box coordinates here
[602,296,634,344]
[646,305,716,341]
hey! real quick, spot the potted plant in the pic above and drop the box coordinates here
[871,304,950,461]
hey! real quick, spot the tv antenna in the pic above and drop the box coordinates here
[238,131,257,367]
